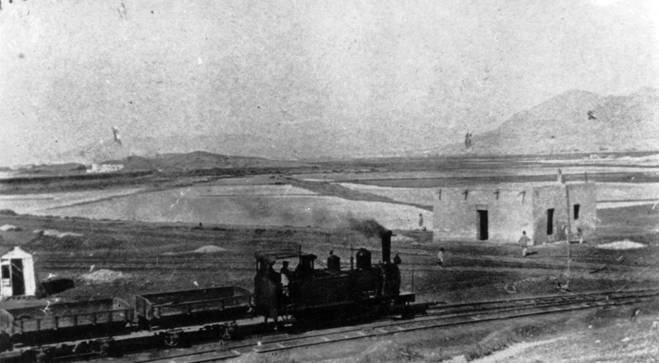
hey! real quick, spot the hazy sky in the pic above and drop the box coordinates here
[0,0,657,165]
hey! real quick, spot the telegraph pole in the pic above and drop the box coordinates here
[564,180,572,288]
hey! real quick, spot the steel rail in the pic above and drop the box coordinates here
[134,289,659,363]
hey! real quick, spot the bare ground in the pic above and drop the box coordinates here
[0,185,657,361]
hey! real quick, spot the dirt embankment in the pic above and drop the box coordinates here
[286,177,433,211]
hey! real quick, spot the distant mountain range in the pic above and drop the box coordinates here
[58,122,455,163]
[439,87,659,155]
[57,88,658,164]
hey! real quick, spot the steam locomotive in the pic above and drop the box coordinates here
[254,230,415,325]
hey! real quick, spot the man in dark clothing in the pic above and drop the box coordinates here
[393,253,402,265]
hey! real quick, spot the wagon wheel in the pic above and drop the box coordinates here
[163,331,181,347]
[97,340,112,358]
[33,349,50,363]
[73,341,90,354]
[221,325,233,341]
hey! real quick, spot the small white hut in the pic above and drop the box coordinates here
[1,247,36,298]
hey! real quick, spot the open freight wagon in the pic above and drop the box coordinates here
[0,298,131,350]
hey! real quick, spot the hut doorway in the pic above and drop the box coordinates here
[477,210,489,240]
[10,259,25,296]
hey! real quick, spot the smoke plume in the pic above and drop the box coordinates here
[347,216,388,238]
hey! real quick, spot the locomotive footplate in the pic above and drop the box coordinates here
[285,292,417,324]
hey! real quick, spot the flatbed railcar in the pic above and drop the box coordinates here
[134,286,251,330]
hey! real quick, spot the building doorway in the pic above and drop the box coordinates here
[477,210,489,240]
[546,208,554,236]
[10,259,24,296]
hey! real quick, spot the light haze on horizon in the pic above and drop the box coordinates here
[0,0,657,166]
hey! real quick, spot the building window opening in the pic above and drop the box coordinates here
[546,208,554,235]
[573,204,580,220]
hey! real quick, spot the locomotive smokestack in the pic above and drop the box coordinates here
[381,230,392,263]
[346,217,391,263]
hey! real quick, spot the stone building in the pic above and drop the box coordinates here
[433,182,596,245]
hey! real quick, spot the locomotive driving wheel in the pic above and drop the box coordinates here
[30,348,51,363]
[220,322,238,340]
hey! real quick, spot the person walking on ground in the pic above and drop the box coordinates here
[437,248,445,266]
[418,213,425,231]
[519,231,531,257]
[577,228,584,244]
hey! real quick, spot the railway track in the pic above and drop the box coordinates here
[39,261,255,272]
[36,255,255,272]
[131,288,659,363]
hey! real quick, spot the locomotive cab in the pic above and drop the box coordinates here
[253,249,309,322]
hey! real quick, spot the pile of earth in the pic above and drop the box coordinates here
[0,224,22,232]
[80,269,130,283]
[162,245,227,255]
[193,245,227,253]
[596,240,647,250]
[34,229,84,238]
